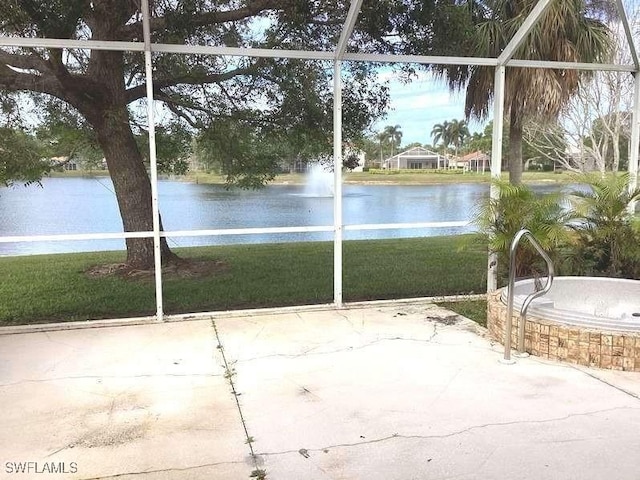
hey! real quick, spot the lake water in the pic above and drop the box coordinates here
[0,177,563,256]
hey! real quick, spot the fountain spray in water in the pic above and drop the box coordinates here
[304,164,334,197]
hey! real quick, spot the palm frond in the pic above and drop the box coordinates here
[442,0,612,127]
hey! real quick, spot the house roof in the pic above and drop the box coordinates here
[384,146,443,162]
[459,151,490,162]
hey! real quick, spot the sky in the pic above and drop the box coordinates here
[370,70,486,147]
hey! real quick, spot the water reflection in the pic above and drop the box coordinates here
[0,177,571,256]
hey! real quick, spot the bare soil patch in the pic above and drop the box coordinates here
[85,258,229,281]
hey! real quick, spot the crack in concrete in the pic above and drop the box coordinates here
[236,332,441,363]
[77,460,246,479]
[522,355,640,402]
[255,406,640,457]
[334,310,357,330]
[249,324,267,344]
[212,320,262,478]
[570,367,640,402]
[473,447,498,475]
[0,373,222,388]
[428,323,438,342]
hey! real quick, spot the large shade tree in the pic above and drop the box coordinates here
[439,0,611,184]
[2,1,453,270]
[0,1,484,270]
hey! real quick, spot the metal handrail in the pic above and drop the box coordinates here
[503,229,555,362]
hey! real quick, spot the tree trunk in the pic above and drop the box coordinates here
[508,107,524,185]
[612,115,621,172]
[70,44,178,271]
[92,107,177,270]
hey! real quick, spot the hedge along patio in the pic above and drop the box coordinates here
[1,0,639,322]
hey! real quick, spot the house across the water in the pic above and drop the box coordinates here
[383,147,446,170]
[50,156,107,172]
[449,151,491,173]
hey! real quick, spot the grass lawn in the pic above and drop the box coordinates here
[342,170,567,185]
[0,235,487,326]
[437,300,488,327]
[184,170,569,186]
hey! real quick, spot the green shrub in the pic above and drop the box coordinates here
[368,168,400,175]
[474,180,574,283]
[566,173,640,279]
[434,169,466,175]
[367,168,469,175]
[474,175,640,283]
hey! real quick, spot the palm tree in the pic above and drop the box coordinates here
[383,124,403,157]
[431,120,453,167]
[475,179,574,280]
[467,131,485,153]
[431,120,452,151]
[376,130,388,167]
[439,0,611,184]
[448,119,470,158]
[569,173,640,276]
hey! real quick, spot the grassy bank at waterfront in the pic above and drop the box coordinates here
[48,168,570,186]
[0,236,487,326]
[187,170,568,186]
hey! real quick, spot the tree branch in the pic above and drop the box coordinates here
[162,100,200,129]
[47,49,73,85]
[125,65,256,102]
[0,50,50,73]
[120,0,292,40]
[0,51,104,118]
[217,81,247,109]
[0,64,63,98]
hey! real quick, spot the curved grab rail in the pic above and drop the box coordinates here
[504,229,555,362]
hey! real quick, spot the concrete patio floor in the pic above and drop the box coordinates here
[1,302,640,480]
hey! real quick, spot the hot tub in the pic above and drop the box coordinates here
[487,277,640,371]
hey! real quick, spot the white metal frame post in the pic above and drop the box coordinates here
[629,73,640,212]
[615,0,639,70]
[141,0,164,321]
[496,0,553,64]
[488,65,506,292]
[616,0,640,213]
[487,0,552,292]
[331,0,363,307]
[332,61,343,307]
